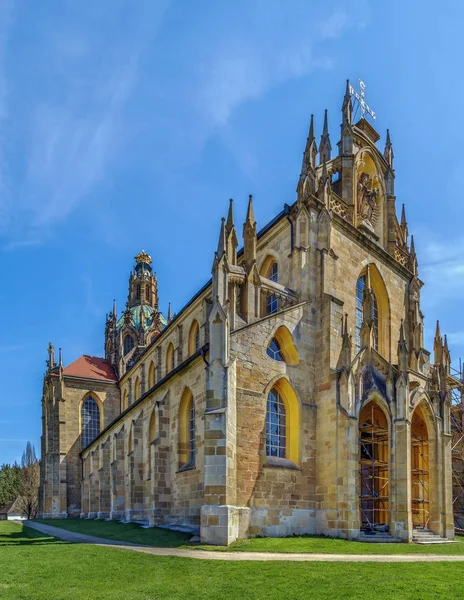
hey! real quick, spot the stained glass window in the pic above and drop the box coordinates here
[81,398,100,449]
[266,389,286,458]
[267,337,284,361]
[266,262,278,315]
[195,326,200,351]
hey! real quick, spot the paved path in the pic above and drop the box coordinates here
[22,521,464,563]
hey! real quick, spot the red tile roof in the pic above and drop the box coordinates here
[63,355,117,382]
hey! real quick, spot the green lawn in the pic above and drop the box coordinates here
[2,521,464,600]
[36,517,191,546]
[36,518,464,555]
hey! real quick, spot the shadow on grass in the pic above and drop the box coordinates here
[0,530,69,546]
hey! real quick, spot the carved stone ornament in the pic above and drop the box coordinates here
[357,171,380,229]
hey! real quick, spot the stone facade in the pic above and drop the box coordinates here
[39,81,458,545]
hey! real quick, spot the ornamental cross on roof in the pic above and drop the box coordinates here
[349,79,376,121]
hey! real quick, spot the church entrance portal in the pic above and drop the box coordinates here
[411,406,430,529]
[359,402,389,532]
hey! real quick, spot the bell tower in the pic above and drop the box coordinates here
[128,250,158,309]
[105,251,166,378]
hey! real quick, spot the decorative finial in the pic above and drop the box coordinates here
[245,194,255,225]
[226,198,234,230]
[135,250,152,265]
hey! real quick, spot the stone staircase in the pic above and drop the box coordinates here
[359,531,402,543]
[412,529,455,544]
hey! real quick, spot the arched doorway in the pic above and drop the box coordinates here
[411,406,430,529]
[359,401,390,531]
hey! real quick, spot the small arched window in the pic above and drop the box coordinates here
[124,335,135,356]
[266,389,286,458]
[355,275,379,352]
[188,320,200,355]
[81,397,100,449]
[267,338,284,361]
[145,286,151,302]
[178,388,195,468]
[148,361,156,388]
[166,343,175,374]
[266,327,299,365]
[136,284,141,300]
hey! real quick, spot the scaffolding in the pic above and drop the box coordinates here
[450,363,464,532]
[411,411,430,529]
[359,403,389,531]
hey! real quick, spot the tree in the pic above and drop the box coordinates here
[17,442,40,519]
[0,463,21,506]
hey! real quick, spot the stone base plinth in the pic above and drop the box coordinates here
[201,505,249,546]
[109,510,125,521]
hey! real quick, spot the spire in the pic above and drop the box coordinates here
[58,347,63,368]
[319,109,332,165]
[384,129,394,169]
[300,114,317,176]
[342,79,352,127]
[408,234,418,275]
[401,204,407,229]
[216,217,226,257]
[400,204,409,245]
[47,342,56,370]
[398,320,409,373]
[243,194,257,270]
[226,198,234,232]
[113,299,117,318]
[434,320,443,364]
[167,302,172,322]
[444,334,451,369]
[245,194,255,227]
[225,198,238,265]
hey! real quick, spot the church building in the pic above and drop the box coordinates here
[39,81,458,545]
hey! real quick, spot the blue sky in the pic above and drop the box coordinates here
[0,0,463,464]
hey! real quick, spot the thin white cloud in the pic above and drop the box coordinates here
[192,7,358,133]
[26,58,138,229]
[0,1,171,246]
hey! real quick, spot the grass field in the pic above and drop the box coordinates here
[2,521,464,600]
[37,518,464,555]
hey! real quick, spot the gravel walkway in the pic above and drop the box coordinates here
[22,521,464,563]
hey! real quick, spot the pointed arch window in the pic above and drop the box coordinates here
[266,389,286,458]
[81,397,100,449]
[188,320,200,356]
[145,286,151,302]
[267,338,284,361]
[136,284,141,300]
[124,335,135,356]
[355,275,379,353]
[134,376,141,400]
[148,361,156,388]
[166,343,175,374]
